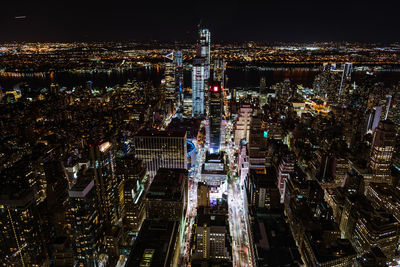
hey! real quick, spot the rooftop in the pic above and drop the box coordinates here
[197,206,228,227]
[68,168,95,198]
[126,219,179,267]
[135,128,186,138]
[306,231,356,264]
[146,168,187,201]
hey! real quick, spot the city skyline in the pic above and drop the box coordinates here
[1,8,400,267]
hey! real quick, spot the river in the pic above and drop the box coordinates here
[1,66,400,92]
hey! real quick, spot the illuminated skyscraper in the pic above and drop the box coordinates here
[191,29,211,118]
[192,57,205,117]
[339,62,353,97]
[174,50,184,106]
[200,28,211,80]
[69,168,103,266]
[90,141,119,227]
[369,120,396,184]
[116,156,149,232]
[343,62,353,78]
[208,82,223,153]
[174,50,183,68]
[365,105,382,133]
[164,62,176,101]
[0,180,47,266]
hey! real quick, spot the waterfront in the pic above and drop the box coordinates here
[1,65,400,92]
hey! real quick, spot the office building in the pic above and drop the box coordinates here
[353,247,387,267]
[234,104,252,146]
[319,153,349,187]
[174,50,183,68]
[339,194,399,258]
[192,57,206,117]
[133,129,187,180]
[183,88,193,118]
[192,207,231,261]
[117,156,149,232]
[365,106,382,133]
[174,50,184,106]
[0,179,47,266]
[164,62,176,101]
[366,182,400,223]
[208,82,223,153]
[199,28,211,80]
[202,152,227,187]
[51,237,74,266]
[339,62,353,96]
[43,159,70,236]
[145,168,188,222]
[302,231,357,267]
[238,142,250,183]
[126,219,181,267]
[68,168,103,266]
[90,141,119,227]
[353,208,399,259]
[248,168,281,210]
[369,120,396,185]
[248,110,267,169]
[277,153,295,203]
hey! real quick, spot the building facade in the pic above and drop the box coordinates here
[133,130,187,180]
[192,57,205,117]
[209,82,223,154]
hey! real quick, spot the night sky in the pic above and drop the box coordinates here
[1,0,399,43]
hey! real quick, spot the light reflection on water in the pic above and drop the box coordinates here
[1,66,399,92]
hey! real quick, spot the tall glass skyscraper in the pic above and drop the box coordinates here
[369,120,396,184]
[192,57,205,117]
[192,29,211,118]
[199,29,211,80]
[164,62,176,101]
[174,50,184,107]
[90,141,119,227]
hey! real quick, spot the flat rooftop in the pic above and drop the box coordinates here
[146,168,187,201]
[306,231,356,264]
[135,128,186,138]
[126,219,179,267]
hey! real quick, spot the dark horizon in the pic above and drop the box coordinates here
[2,0,399,43]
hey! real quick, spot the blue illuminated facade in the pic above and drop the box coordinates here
[192,57,205,117]
[199,29,210,80]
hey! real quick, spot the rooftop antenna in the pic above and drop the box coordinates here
[197,19,202,30]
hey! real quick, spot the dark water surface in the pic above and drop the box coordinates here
[1,66,400,92]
